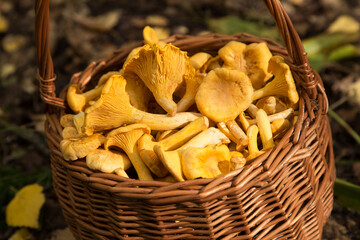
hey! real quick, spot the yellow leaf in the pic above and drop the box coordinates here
[9,228,33,240]
[327,15,360,34]
[6,184,45,229]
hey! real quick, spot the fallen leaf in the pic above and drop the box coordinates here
[146,15,168,26]
[2,35,27,52]
[8,228,33,240]
[207,16,280,41]
[6,183,46,229]
[327,15,360,34]
[1,63,16,78]
[348,78,360,107]
[73,10,121,32]
[0,14,9,33]
[51,228,76,240]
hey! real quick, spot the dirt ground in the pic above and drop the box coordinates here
[0,0,360,239]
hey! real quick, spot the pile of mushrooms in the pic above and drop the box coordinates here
[60,26,299,182]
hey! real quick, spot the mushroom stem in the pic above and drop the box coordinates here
[153,128,230,181]
[256,109,275,150]
[237,112,250,131]
[138,117,209,177]
[225,120,248,146]
[105,125,153,181]
[252,56,299,104]
[130,109,201,131]
[247,125,259,155]
[160,116,209,150]
[247,108,294,125]
[177,73,204,112]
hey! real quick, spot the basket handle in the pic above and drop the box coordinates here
[35,0,317,110]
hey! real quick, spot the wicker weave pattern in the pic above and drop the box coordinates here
[36,0,335,239]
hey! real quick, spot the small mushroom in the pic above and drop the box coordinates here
[271,118,292,139]
[123,43,195,116]
[204,56,222,72]
[73,112,85,134]
[177,72,205,112]
[67,84,104,113]
[230,151,246,170]
[104,124,153,181]
[217,122,239,144]
[256,109,275,150]
[62,126,87,139]
[181,145,231,180]
[60,134,106,161]
[153,127,230,181]
[86,149,131,177]
[195,68,253,122]
[138,117,209,177]
[225,120,248,146]
[60,114,75,128]
[190,52,212,71]
[82,74,200,135]
[255,96,287,115]
[218,41,273,89]
[252,56,299,104]
[245,125,266,161]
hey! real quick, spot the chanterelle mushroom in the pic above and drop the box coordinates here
[218,41,273,89]
[86,149,131,177]
[67,84,104,113]
[138,117,209,177]
[252,56,299,104]
[195,68,253,122]
[60,134,105,161]
[153,127,230,181]
[104,124,153,181]
[255,96,287,115]
[177,72,205,112]
[82,74,200,135]
[97,71,152,111]
[123,43,195,116]
[181,145,231,180]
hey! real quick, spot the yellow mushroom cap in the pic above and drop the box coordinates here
[253,56,299,104]
[181,145,231,180]
[60,114,75,128]
[60,133,106,161]
[138,134,169,177]
[195,68,253,122]
[123,43,195,116]
[143,25,160,45]
[255,96,287,115]
[86,149,131,177]
[67,84,103,113]
[105,124,153,181]
[190,52,212,70]
[218,41,273,89]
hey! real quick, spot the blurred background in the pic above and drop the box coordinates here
[0,0,359,239]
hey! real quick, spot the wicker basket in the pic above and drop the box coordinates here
[35,0,335,239]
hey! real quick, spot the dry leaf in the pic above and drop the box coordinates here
[74,10,121,32]
[51,228,76,240]
[327,15,360,34]
[6,184,45,229]
[8,228,33,240]
[145,15,168,26]
[0,14,9,33]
